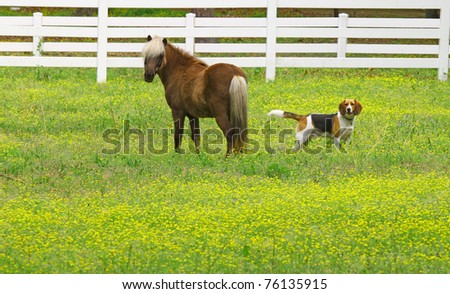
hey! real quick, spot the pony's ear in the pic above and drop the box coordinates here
[162,38,168,46]
[354,100,363,115]
[147,35,152,42]
[339,100,346,115]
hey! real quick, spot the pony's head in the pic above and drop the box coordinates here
[142,35,167,82]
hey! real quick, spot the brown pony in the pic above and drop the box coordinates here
[142,35,248,154]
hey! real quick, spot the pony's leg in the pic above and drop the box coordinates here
[208,96,234,155]
[214,114,234,155]
[187,115,201,153]
[172,109,186,153]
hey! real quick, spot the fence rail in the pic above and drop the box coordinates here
[0,0,449,82]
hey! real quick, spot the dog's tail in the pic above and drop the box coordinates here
[267,110,304,121]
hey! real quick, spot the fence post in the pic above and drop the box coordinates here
[97,0,108,83]
[438,0,449,81]
[337,13,348,59]
[185,13,195,54]
[33,12,43,57]
[265,0,277,81]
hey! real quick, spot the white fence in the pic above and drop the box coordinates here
[0,0,449,82]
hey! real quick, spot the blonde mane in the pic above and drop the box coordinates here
[142,36,166,58]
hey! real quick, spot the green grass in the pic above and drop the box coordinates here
[1,67,449,273]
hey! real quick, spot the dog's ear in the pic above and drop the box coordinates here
[339,100,346,115]
[162,38,168,46]
[354,100,363,115]
[147,35,152,42]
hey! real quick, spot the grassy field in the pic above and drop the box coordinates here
[1,67,449,273]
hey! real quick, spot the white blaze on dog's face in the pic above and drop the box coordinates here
[346,103,353,114]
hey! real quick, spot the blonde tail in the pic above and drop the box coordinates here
[229,75,248,151]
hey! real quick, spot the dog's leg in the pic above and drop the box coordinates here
[342,131,352,146]
[334,136,348,153]
[292,140,301,151]
[333,137,341,149]
[338,128,352,148]
[293,130,310,152]
[293,132,303,151]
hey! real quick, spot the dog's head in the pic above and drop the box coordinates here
[339,99,363,119]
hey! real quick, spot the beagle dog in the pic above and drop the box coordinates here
[268,99,363,151]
